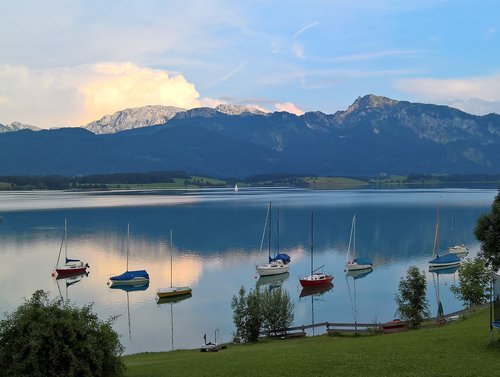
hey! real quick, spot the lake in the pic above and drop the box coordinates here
[0,187,496,354]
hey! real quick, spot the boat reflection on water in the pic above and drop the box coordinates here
[256,272,290,290]
[157,291,192,351]
[345,267,373,327]
[430,265,459,319]
[109,282,150,292]
[345,267,373,280]
[299,282,333,298]
[299,282,333,336]
[55,271,89,301]
[157,293,192,305]
[110,282,150,339]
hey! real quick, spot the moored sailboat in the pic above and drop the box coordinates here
[110,224,150,285]
[55,219,89,278]
[299,211,333,288]
[157,228,192,299]
[256,203,290,276]
[428,209,461,270]
[344,214,373,272]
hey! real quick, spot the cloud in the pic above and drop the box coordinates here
[292,21,320,39]
[395,74,500,115]
[275,102,304,115]
[292,43,305,59]
[203,61,247,89]
[0,63,206,128]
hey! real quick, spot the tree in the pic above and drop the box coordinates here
[451,257,492,308]
[0,290,125,377]
[475,189,500,271]
[231,286,262,343]
[260,288,294,337]
[395,266,430,327]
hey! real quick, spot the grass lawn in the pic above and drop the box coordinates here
[305,176,368,189]
[124,308,500,377]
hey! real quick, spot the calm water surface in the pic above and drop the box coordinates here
[0,187,496,354]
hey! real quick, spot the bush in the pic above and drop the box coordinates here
[231,286,262,343]
[475,189,500,271]
[395,266,430,327]
[0,290,125,377]
[451,257,492,308]
[260,288,294,337]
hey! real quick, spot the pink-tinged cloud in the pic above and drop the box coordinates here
[274,102,304,115]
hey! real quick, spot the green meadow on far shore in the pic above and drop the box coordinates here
[124,307,500,377]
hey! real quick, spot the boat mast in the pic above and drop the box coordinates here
[127,223,130,272]
[170,227,173,288]
[310,211,314,275]
[268,202,272,262]
[432,208,440,258]
[64,218,68,262]
[353,214,356,259]
[277,208,280,255]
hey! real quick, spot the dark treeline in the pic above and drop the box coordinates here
[243,173,309,186]
[0,170,189,190]
[407,173,500,183]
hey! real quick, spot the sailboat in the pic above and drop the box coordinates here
[447,209,469,257]
[256,203,290,276]
[428,208,461,270]
[344,214,373,272]
[110,223,150,285]
[157,228,192,300]
[55,219,89,278]
[234,183,239,192]
[299,211,333,287]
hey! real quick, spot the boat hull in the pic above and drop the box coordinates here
[345,263,372,271]
[157,286,192,298]
[299,273,333,288]
[429,261,461,270]
[256,262,289,276]
[56,265,88,278]
[110,277,149,286]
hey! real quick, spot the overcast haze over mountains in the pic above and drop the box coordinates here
[1,95,499,178]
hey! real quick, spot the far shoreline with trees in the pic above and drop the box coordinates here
[0,171,499,191]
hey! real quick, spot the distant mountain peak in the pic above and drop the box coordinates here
[350,94,399,110]
[0,121,40,133]
[84,105,186,134]
[215,104,267,116]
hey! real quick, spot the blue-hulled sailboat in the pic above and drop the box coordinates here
[429,209,461,270]
[110,224,150,285]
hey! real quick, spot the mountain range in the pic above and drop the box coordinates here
[1,94,499,178]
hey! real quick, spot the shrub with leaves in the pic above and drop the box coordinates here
[395,266,430,327]
[0,290,125,377]
[451,257,492,308]
[231,286,262,343]
[475,189,500,271]
[260,288,294,337]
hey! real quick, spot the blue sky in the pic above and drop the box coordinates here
[0,0,499,128]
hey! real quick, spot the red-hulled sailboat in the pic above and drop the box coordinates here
[299,211,333,288]
[55,219,89,278]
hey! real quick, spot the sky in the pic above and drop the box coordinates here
[0,0,499,128]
